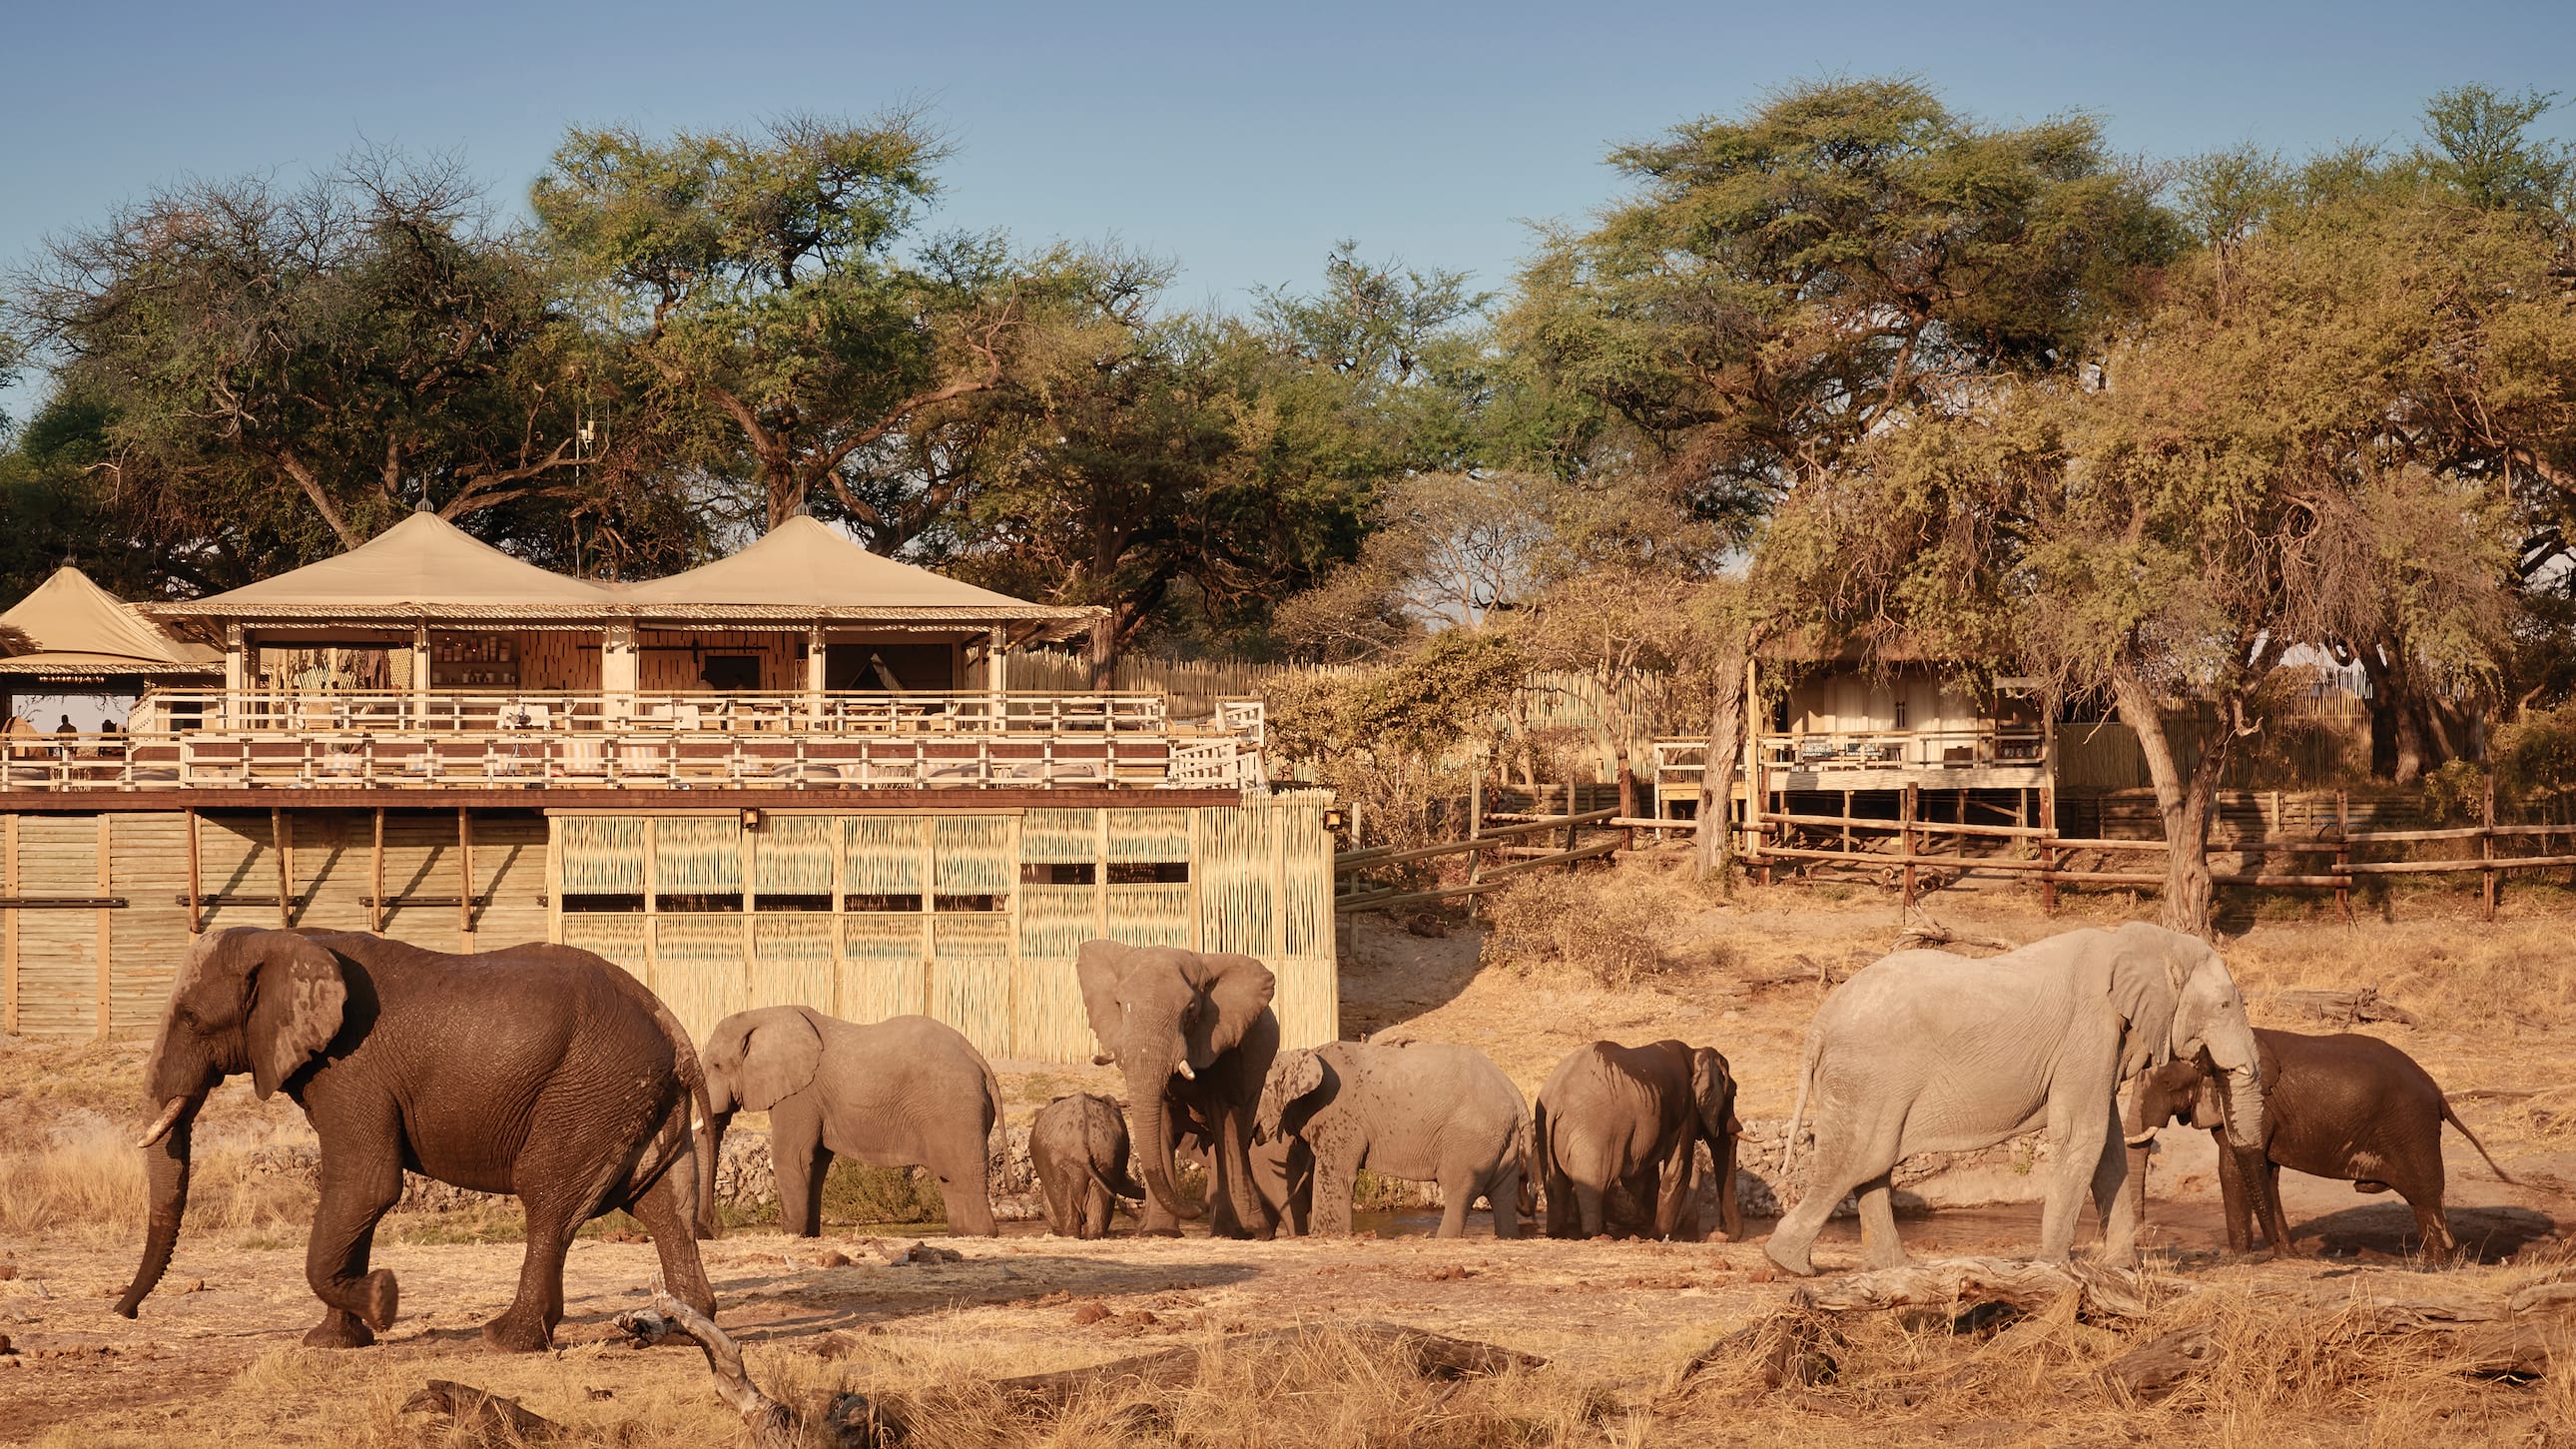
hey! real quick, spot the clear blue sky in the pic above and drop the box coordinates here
[4,0,2573,420]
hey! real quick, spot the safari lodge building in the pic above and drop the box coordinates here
[0,512,1332,1062]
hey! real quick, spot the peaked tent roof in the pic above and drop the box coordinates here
[0,567,221,676]
[618,514,1091,624]
[154,510,618,619]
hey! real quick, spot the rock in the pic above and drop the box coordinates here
[883,1241,962,1266]
[811,1250,852,1269]
[1070,1300,1111,1325]
[0,1333,13,1355]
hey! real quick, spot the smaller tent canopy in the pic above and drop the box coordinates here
[154,510,617,620]
[0,567,220,679]
[618,514,1093,631]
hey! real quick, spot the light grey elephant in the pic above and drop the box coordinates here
[701,1008,1002,1237]
[1764,922,2264,1276]
[1077,940,1279,1238]
[1255,1040,1532,1238]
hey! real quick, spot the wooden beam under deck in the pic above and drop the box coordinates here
[0,786,1246,813]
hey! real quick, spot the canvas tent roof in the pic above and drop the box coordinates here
[153,510,618,619]
[617,514,1090,626]
[0,567,220,678]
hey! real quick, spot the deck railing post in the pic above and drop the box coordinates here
[1901,783,1919,910]
[2334,788,2351,925]
[2482,777,2498,923]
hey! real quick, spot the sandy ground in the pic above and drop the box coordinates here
[4,862,2574,1445]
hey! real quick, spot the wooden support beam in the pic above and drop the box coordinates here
[458,807,475,950]
[2482,777,2498,923]
[273,807,291,928]
[185,809,202,936]
[4,814,17,1036]
[2334,789,2351,926]
[1901,784,1918,909]
[371,808,385,933]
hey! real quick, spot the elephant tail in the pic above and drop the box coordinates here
[980,1053,1008,1182]
[2440,1095,2516,1184]
[642,989,721,1240]
[1781,1023,1823,1172]
[1514,1107,1539,1219]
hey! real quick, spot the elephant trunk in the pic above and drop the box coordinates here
[1712,1123,1743,1242]
[115,1095,201,1319]
[2202,1024,2266,1148]
[2123,1084,2155,1231]
[1126,1053,1203,1222]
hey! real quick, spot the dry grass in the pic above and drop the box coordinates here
[1481,860,1737,990]
[0,1119,313,1247]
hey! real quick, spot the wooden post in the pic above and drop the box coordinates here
[371,808,386,933]
[2481,777,2497,923]
[96,815,113,1039]
[2333,789,2351,926]
[2040,785,2058,914]
[458,808,476,950]
[1901,783,1919,910]
[1842,790,1854,859]
[2,814,16,1035]
[547,813,565,949]
[185,809,203,937]
[273,808,291,928]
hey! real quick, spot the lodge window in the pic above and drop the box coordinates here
[934,893,1007,912]
[1107,862,1189,885]
[559,893,646,913]
[845,893,925,913]
[655,893,743,913]
[1893,699,1909,729]
[1021,863,1098,885]
[756,893,835,913]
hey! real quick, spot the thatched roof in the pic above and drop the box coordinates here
[619,515,1092,628]
[0,567,221,679]
[153,510,617,620]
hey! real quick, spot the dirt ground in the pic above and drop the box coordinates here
[5,855,2576,1446]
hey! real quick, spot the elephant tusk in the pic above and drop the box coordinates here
[2125,1128,2159,1148]
[137,1096,189,1149]
[1174,1061,1197,1082]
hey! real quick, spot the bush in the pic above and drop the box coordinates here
[1480,865,1728,989]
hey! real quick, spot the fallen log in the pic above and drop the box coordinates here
[1786,1255,2159,1323]
[2101,1325,2221,1402]
[401,1380,563,1443]
[987,1321,1546,1407]
[2265,987,2417,1028]
[1889,911,2015,955]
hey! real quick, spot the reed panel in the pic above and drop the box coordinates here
[750,914,835,1015]
[844,816,929,894]
[933,957,1015,1061]
[560,915,648,974]
[753,817,837,894]
[840,956,928,1027]
[1194,805,1275,956]
[651,916,748,1042]
[1271,954,1337,1052]
[1012,956,1094,1063]
[108,813,192,1033]
[1102,885,1189,947]
[1107,809,1191,863]
[653,817,743,895]
[1019,809,1100,864]
[1016,885,1098,959]
[1274,792,1332,960]
[933,816,1014,894]
[558,816,647,893]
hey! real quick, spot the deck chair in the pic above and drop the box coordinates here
[554,735,612,784]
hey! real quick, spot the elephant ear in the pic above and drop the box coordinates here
[1687,1047,1735,1141]
[241,932,348,1100]
[1075,939,1131,1063]
[1256,1049,1327,1139]
[2103,924,2190,1081]
[734,1010,825,1113]
[1181,952,1275,1067]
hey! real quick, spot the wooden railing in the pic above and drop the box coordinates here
[1,691,1267,793]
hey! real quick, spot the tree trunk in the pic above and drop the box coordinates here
[1087,610,1117,691]
[1694,631,1751,882]
[2109,666,2235,939]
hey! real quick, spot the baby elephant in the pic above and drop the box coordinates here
[702,1007,1002,1237]
[2129,1027,2510,1257]
[1535,1040,1744,1241]
[1256,1040,1530,1238]
[1029,1093,1144,1238]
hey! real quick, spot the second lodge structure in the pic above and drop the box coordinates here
[0,511,1333,1061]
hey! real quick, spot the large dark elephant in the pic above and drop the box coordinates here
[700,1007,1002,1237]
[1534,1039,1744,1241]
[113,928,716,1352]
[2127,1027,2512,1257]
[1075,939,1279,1238]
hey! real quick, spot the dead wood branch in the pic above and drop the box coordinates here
[986,1321,1546,1407]
[1787,1256,2158,1323]
[2265,987,2417,1028]
[401,1380,562,1443]
[1891,909,2014,955]
[2102,1325,2222,1402]
[616,1292,898,1446]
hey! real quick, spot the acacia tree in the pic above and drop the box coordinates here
[1500,77,2170,876]
[10,155,620,559]
[533,112,1084,540]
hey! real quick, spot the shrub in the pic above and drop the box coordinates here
[1480,864,1728,989]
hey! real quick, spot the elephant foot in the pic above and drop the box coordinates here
[480,1310,556,1354]
[1761,1239,1818,1277]
[302,1310,376,1349]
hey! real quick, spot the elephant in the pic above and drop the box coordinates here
[114,928,715,1352]
[1765,921,2264,1277]
[700,1007,1001,1237]
[1028,1092,1144,1238]
[1077,939,1280,1238]
[2127,1028,2511,1257]
[1254,1040,1532,1238]
[1534,1040,1745,1241]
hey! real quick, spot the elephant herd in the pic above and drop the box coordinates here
[108,922,2508,1354]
